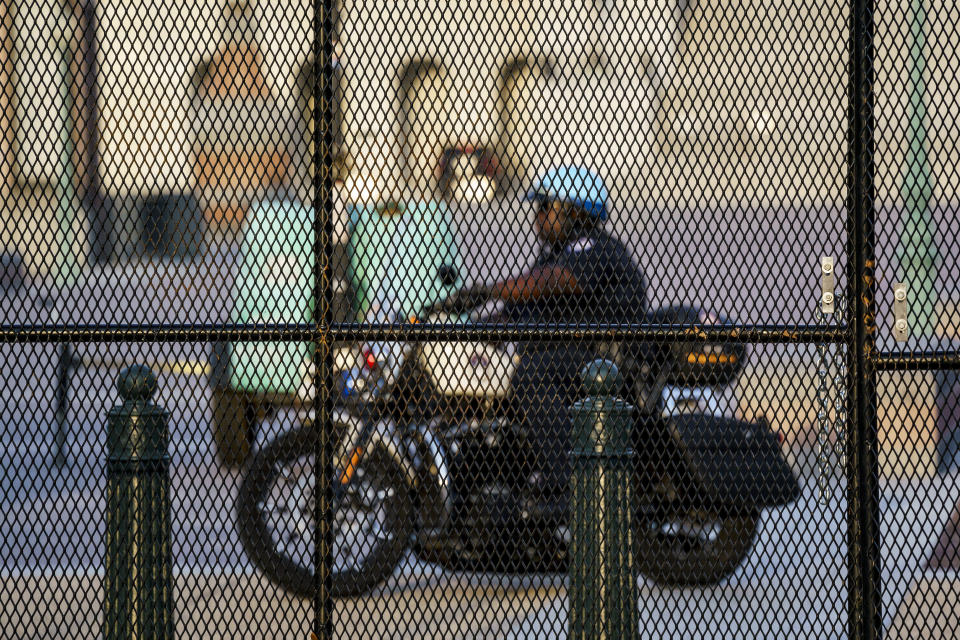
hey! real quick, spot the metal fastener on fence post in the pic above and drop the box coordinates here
[104,365,174,640]
[569,359,639,639]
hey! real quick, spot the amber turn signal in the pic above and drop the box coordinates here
[686,352,738,365]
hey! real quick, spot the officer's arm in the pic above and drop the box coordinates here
[489,265,582,303]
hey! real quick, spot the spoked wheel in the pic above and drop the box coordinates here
[633,497,760,586]
[237,426,413,598]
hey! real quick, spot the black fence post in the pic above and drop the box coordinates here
[847,0,882,634]
[104,365,174,640]
[311,0,338,638]
[569,359,639,639]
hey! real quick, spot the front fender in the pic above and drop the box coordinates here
[322,409,451,530]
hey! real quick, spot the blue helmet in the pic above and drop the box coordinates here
[524,165,609,221]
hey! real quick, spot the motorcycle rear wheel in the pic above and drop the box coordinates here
[237,426,413,598]
[633,500,760,586]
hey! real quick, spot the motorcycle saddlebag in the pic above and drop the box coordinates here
[667,414,800,509]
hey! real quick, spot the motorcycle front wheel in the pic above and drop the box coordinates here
[633,500,760,586]
[237,426,413,598]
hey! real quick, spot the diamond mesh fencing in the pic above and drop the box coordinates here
[873,0,960,638]
[0,0,957,638]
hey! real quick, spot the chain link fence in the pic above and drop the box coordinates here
[1,0,959,638]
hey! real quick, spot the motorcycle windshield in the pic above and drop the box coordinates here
[348,200,464,321]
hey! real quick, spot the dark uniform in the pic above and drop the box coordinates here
[507,226,647,494]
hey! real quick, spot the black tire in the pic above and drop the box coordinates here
[633,496,760,586]
[212,388,260,467]
[237,426,413,598]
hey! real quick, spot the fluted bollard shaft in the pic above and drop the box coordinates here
[569,360,639,640]
[104,365,174,640]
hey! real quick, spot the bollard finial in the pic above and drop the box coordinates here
[117,365,157,402]
[581,359,622,398]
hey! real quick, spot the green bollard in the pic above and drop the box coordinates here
[104,366,174,640]
[569,360,639,640]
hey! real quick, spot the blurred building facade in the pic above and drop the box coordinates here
[1,0,959,477]
[0,0,958,274]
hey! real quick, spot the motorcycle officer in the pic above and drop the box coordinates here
[481,165,648,513]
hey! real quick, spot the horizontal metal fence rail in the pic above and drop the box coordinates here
[0,323,848,343]
[35,338,960,372]
[875,352,960,370]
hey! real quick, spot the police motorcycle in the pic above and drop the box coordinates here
[236,281,801,598]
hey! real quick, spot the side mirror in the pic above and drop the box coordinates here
[437,264,459,287]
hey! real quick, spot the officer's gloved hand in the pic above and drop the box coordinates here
[445,283,492,313]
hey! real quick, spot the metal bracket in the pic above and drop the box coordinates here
[820,257,835,314]
[893,283,908,342]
